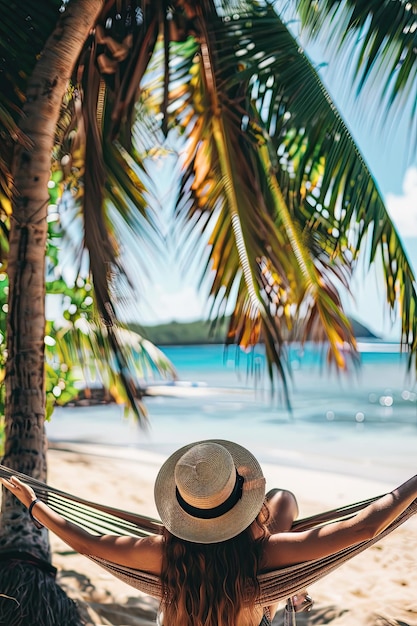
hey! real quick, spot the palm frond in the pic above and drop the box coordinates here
[61,2,170,331]
[45,3,176,422]
[216,3,417,369]
[151,3,356,401]
[45,315,177,422]
[295,0,417,113]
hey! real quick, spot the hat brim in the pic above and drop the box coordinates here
[154,439,266,543]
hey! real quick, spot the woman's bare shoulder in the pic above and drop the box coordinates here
[132,533,164,574]
[259,532,300,571]
[93,532,164,574]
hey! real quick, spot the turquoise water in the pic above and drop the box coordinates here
[47,342,417,485]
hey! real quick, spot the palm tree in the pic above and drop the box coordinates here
[1,1,417,624]
[0,2,108,624]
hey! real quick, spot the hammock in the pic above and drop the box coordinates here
[1,464,416,605]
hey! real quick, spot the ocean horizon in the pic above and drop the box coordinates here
[46,341,417,487]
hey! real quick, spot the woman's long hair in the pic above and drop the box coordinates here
[160,503,270,626]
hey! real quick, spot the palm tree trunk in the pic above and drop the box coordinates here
[0,1,102,623]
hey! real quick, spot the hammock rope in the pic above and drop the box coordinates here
[1,464,416,604]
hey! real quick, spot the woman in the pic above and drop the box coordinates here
[2,439,417,626]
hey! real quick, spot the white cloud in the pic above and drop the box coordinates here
[144,284,206,324]
[130,282,208,326]
[386,166,417,237]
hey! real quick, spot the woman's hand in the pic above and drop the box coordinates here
[1,476,37,508]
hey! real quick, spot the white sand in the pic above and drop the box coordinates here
[43,441,417,626]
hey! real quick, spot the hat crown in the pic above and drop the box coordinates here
[175,443,236,510]
[154,439,266,543]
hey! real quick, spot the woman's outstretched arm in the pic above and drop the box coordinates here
[262,474,417,571]
[1,476,163,573]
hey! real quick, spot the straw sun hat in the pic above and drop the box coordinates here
[154,440,266,543]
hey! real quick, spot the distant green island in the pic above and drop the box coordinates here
[128,317,378,346]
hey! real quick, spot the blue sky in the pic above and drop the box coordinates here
[135,20,417,341]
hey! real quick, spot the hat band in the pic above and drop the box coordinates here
[175,471,244,520]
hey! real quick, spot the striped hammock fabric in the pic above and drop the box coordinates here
[1,464,416,605]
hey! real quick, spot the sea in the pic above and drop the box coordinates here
[46,341,417,487]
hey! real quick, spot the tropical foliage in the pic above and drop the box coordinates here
[88,0,417,390]
[2,1,416,413]
[0,1,176,429]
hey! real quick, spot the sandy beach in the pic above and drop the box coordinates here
[43,439,417,626]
